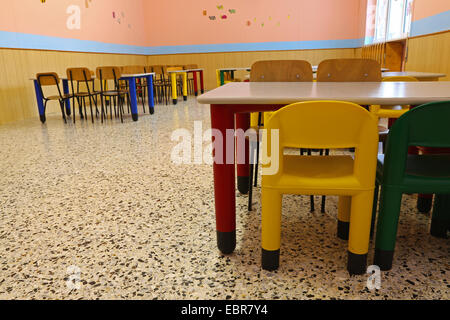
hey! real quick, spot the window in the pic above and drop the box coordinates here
[369,0,413,44]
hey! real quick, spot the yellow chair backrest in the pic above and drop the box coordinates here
[263,101,379,188]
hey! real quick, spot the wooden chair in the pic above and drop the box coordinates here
[66,67,100,123]
[152,66,170,105]
[316,59,382,82]
[36,72,72,123]
[96,66,127,123]
[248,60,314,211]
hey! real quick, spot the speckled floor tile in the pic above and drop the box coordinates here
[0,99,448,300]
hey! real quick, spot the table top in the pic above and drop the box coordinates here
[167,68,203,73]
[381,71,446,79]
[218,67,251,72]
[30,72,155,81]
[197,81,450,106]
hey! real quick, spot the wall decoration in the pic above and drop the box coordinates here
[228,9,236,14]
[203,10,207,16]
[209,16,216,20]
[216,5,224,10]
[85,0,92,9]
[221,15,227,20]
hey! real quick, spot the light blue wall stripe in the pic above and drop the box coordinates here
[410,10,450,37]
[0,30,363,55]
[146,38,365,55]
[0,31,149,55]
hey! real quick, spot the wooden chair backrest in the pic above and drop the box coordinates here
[36,72,60,86]
[250,60,313,82]
[317,59,381,82]
[66,67,92,81]
[121,65,145,75]
[96,66,122,80]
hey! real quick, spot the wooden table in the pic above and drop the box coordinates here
[217,68,251,86]
[197,81,450,254]
[382,71,446,81]
[31,72,155,123]
[167,69,205,104]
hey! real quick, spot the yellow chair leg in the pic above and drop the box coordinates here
[347,190,374,275]
[337,196,351,240]
[261,188,282,270]
[171,73,178,104]
[182,72,188,100]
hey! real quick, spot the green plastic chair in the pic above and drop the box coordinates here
[373,101,450,271]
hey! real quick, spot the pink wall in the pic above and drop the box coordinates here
[144,0,367,46]
[0,0,147,46]
[412,0,450,21]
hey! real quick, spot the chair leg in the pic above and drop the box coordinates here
[347,190,374,275]
[248,140,256,211]
[321,149,330,213]
[59,100,67,123]
[88,96,94,124]
[370,182,380,239]
[307,149,315,212]
[261,188,282,271]
[337,196,351,240]
[254,138,260,187]
[430,194,450,238]
[374,186,403,271]
[417,194,433,213]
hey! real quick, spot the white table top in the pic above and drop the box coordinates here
[197,81,450,106]
[381,71,446,79]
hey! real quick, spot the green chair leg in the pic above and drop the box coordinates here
[430,194,450,238]
[374,186,403,271]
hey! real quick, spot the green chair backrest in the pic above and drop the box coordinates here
[383,101,450,185]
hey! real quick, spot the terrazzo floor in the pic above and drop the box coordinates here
[0,98,448,300]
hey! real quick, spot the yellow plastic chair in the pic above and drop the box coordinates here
[261,100,379,275]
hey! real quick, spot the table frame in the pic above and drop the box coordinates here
[199,81,450,254]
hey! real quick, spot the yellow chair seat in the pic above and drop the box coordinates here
[265,155,362,193]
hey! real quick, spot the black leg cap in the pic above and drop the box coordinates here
[430,219,449,239]
[183,96,187,101]
[39,114,46,123]
[262,249,280,271]
[237,176,249,194]
[195,92,198,96]
[347,251,367,275]
[173,99,178,105]
[149,108,155,115]
[217,231,236,254]
[374,249,394,271]
[132,113,138,121]
[337,220,349,240]
[417,196,432,213]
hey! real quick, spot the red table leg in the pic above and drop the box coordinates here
[193,71,198,96]
[211,104,236,254]
[236,113,250,194]
[200,70,205,94]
